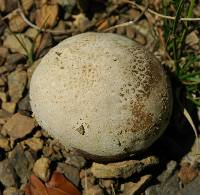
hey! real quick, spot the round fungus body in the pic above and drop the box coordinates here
[30,32,173,161]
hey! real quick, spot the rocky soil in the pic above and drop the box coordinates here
[0,0,199,195]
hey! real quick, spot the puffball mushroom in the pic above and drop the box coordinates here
[30,32,172,161]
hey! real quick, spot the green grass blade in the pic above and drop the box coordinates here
[187,0,195,18]
[172,0,184,69]
[180,71,200,80]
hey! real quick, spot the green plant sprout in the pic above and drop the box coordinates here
[162,0,200,107]
[8,16,49,64]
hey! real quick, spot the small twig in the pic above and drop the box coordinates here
[124,0,200,21]
[16,0,73,35]
[104,1,149,31]
[104,0,200,33]
[2,9,19,20]
[104,21,135,32]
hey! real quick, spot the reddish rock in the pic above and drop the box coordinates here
[178,163,198,185]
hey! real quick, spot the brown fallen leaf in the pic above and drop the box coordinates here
[46,188,68,195]
[24,175,48,195]
[24,171,81,195]
[47,171,81,195]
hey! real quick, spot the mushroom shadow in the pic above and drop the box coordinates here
[140,71,199,187]
[153,72,198,162]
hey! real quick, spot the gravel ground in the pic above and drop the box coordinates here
[0,0,199,194]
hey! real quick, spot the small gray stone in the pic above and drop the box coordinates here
[8,70,27,102]
[64,152,86,170]
[145,184,160,195]
[157,160,177,182]
[177,175,200,195]
[57,162,80,186]
[0,159,18,187]
[145,174,180,195]
[17,94,31,112]
[160,175,181,195]
[6,54,26,65]
[9,144,34,184]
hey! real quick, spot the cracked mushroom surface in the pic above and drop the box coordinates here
[30,32,173,161]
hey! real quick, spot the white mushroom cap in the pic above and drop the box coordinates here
[30,32,172,161]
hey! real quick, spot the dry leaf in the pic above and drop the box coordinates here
[24,175,48,195]
[47,171,81,195]
[46,188,68,195]
[24,172,81,195]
